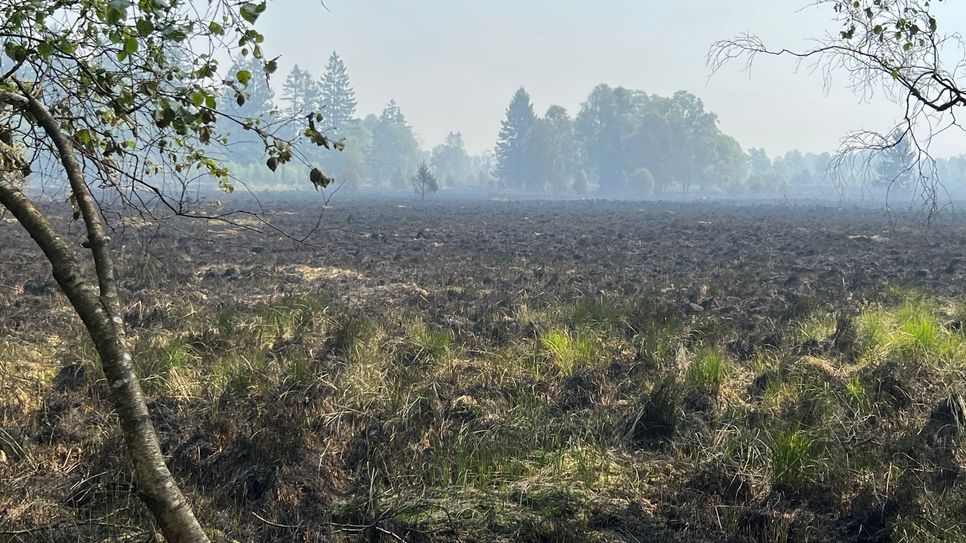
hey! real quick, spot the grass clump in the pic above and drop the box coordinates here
[540,327,600,376]
[132,336,200,397]
[572,298,618,328]
[769,429,823,490]
[798,313,836,343]
[211,349,269,395]
[627,375,683,447]
[843,376,868,408]
[405,321,453,364]
[855,295,966,365]
[686,349,728,395]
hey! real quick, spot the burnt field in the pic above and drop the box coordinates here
[2,198,966,542]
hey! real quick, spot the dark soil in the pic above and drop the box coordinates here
[2,198,965,542]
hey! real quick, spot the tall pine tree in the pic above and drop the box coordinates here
[281,64,319,118]
[495,88,536,189]
[319,52,358,133]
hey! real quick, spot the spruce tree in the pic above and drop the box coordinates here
[319,52,358,132]
[412,161,440,201]
[495,88,536,189]
[281,64,319,118]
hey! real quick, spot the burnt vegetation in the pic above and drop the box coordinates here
[2,199,965,542]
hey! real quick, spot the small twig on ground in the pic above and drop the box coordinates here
[251,511,301,529]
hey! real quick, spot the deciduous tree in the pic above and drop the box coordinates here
[0,2,335,541]
[710,0,961,214]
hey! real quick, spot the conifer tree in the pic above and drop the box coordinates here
[495,88,537,189]
[366,101,421,186]
[412,161,439,201]
[319,52,358,132]
[281,64,319,118]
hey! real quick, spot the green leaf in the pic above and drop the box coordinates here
[239,2,264,24]
[163,26,188,41]
[37,41,54,58]
[4,42,27,63]
[235,92,246,107]
[208,21,224,35]
[236,69,252,86]
[136,19,154,36]
[266,157,278,171]
[76,129,92,146]
[190,90,205,107]
[123,36,138,54]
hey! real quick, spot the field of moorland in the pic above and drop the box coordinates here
[1,198,965,543]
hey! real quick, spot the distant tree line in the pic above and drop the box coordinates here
[217,53,493,191]
[214,56,966,197]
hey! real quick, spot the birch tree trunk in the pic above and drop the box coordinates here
[0,91,210,543]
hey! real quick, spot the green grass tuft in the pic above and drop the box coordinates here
[686,349,729,394]
[540,327,600,376]
[770,429,823,490]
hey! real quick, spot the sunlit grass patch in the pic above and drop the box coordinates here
[404,321,453,364]
[466,343,548,385]
[250,294,328,347]
[769,429,824,490]
[130,335,201,396]
[797,313,836,343]
[423,425,535,488]
[514,303,554,330]
[540,327,601,376]
[686,349,729,395]
[856,310,891,358]
[340,338,389,410]
[843,376,868,408]
[535,444,638,490]
[211,348,269,395]
[572,298,619,328]
[856,295,966,366]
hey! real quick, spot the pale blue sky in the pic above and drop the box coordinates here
[257,1,966,157]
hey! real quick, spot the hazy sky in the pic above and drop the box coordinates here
[258,1,966,157]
